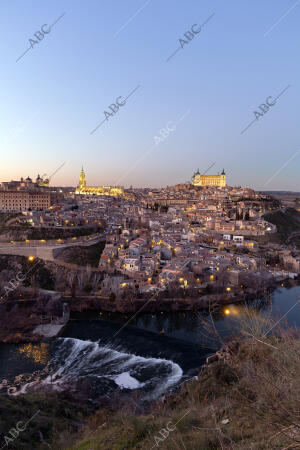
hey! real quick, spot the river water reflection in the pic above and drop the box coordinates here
[0,285,299,394]
[74,284,300,348]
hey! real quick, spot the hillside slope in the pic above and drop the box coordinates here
[68,329,300,449]
[264,207,300,246]
[1,321,299,449]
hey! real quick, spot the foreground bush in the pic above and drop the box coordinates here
[66,313,300,449]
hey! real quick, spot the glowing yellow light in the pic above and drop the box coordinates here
[224,309,230,315]
[209,275,214,280]
[226,287,231,292]
[28,256,35,262]
[18,342,49,364]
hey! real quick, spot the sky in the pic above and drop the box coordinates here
[0,0,299,190]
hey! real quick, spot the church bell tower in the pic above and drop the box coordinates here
[79,166,86,189]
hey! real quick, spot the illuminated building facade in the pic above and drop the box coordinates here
[192,169,226,187]
[0,175,49,191]
[0,174,51,211]
[75,167,124,197]
[0,191,50,211]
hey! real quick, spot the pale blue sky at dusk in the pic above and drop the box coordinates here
[0,0,299,190]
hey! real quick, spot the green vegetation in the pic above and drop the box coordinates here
[0,213,23,236]
[264,207,300,236]
[0,314,299,449]
[0,225,104,242]
[66,327,299,449]
[26,226,104,241]
[0,213,22,226]
[0,393,89,449]
[263,207,300,245]
[32,265,55,290]
[0,212,105,241]
[0,255,54,291]
[55,241,105,267]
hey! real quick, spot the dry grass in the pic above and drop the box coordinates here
[58,312,300,450]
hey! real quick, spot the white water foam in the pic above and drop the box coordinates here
[113,372,144,389]
[12,337,183,400]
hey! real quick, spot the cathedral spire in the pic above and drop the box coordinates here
[79,166,86,189]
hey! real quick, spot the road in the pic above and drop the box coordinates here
[0,234,106,261]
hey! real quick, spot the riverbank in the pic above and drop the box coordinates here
[0,285,299,448]
[1,328,299,449]
[0,278,295,344]
[66,284,279,314]
[0,291,68,344]
[69,331,299,450]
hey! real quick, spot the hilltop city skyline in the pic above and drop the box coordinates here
[1,164,299,192]
[0,0,299,190]
[0,2,300,448]
[1,166,231,190]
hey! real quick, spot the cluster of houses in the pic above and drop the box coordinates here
[78,184,299,297]
[13,182,299,298]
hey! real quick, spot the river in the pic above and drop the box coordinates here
[0,284,299,403]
